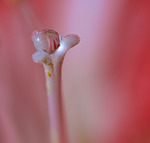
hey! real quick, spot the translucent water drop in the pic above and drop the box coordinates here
[33,30,62,54]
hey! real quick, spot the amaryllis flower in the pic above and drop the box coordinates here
[1,0,150,143]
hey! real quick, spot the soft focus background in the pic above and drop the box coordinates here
[0,0,150,143]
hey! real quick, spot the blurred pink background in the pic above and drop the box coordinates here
[0,0,150,143]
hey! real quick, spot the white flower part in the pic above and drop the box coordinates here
[32,30,80,143]
[32,29,80,65]
[63,34,80,48]
[32,50,51,64]
[56,34,80,54]
[54,34,80,63]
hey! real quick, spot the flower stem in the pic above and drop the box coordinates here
[44,62,66,143]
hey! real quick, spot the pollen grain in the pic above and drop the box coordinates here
[46,70,51,77]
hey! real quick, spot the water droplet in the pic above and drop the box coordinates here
[33,30,62,54]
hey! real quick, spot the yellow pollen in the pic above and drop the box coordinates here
[46,70,51,77]
[44,59,48,65]
[49,62,53,68]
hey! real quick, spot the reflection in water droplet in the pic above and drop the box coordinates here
[33,29,62,54]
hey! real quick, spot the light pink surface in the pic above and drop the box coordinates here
[0,0,150,143]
